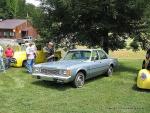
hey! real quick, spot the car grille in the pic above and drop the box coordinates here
[41,68,59,75]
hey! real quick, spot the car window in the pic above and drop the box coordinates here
[91,50,99,61]
[63,51,91,60]
[98,50,108,59]
[23,36,32,39]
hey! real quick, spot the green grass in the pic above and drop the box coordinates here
[110,49,145,59]
[0,59,150,113]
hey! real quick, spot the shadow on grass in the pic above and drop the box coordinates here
[32,80,73,91]
[132,84,150,93]
[31,75,107,90]
[85,74,106,83]
[115,62,140,74]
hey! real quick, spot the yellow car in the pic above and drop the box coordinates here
[137,69,150,89]
[11,44,61,67]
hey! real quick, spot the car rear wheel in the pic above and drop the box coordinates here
[106,66,113,77]
[22,60,27,67]
[73,72,85,88]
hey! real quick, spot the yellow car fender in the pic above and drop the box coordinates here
[137,69,150,89]
[12,51,27,67]
[12,50,61,67]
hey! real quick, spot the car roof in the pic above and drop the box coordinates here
[69,49,102,52]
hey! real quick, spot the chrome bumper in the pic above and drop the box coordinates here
[32,73,72,83]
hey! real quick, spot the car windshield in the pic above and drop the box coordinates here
[63,50,91,60]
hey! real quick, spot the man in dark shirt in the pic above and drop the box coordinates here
[43,42,54,62]
[142,48,150,69]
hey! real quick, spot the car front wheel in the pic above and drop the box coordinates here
[73,72,85,88]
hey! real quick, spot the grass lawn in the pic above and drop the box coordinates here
[110,49,145,59]
[0,59,150,113]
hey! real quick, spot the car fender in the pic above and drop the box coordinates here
[12,51,27,67]
[137,69,150,89]
[109,58,118,68]
[75,68,88,78]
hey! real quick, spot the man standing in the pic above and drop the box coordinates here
[43,42,54,62]
[26,42,36,74]
[142,48,150,69]
[5,45,14,69]
[0,45,5,72]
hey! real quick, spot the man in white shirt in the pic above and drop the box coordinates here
[0,45,5,72]
[26,42,36,74]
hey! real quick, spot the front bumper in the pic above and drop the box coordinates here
[32,73,72,83]
[137,78,150,89]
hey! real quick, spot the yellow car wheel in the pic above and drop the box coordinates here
[22,60,27,67]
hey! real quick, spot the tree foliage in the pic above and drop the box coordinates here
[0,0,42,21]
[0,0,8,19]
[6,0,19,18]
[38,0,150,53]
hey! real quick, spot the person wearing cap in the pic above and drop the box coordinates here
[0,45,5,72]
[26,42,36,73]
[43,42,54,62]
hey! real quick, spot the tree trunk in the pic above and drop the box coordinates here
[102,31,109,54]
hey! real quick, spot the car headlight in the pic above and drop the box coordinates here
[60,69,71,76]
[140,73,147,80]
[33,67,40,73]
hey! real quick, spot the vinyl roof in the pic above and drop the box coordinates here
[0,19,27,29]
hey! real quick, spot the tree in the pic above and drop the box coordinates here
[16,0,26,18]
[5,0,19,18]
[0,0,9,19]
[130,2,150,51]
[39,0,150,53]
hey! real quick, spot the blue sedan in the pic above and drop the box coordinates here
[32,49,117,88]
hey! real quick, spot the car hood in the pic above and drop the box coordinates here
[13,51,26,58]
[34,60,88,69]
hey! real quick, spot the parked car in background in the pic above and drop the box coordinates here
[11,44,61,67]
[137,69,150,89]
[32,49,118,88]
[23,36,33,42]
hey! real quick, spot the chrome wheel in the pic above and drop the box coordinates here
[107,66,113,77]
[73,72,85,88]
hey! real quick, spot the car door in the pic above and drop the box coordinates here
[89,50,103,78]
[98,50,110,73]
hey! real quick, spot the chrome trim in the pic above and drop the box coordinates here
[32,73,71,83]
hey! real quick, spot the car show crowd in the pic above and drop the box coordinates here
[0,41,150,89]
[0,41,54,74]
